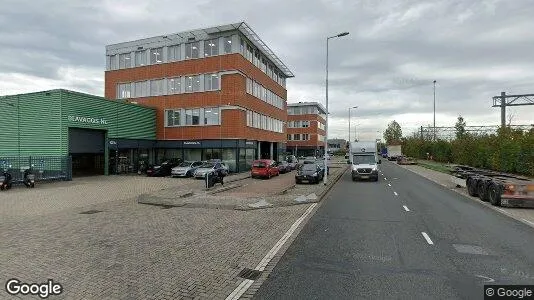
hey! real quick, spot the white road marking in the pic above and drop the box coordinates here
[225,279,254,300]
[388,183,391,187]
[522,219,534,227]
[226,203,318,299]
[384,177,387,180]
[394,192,398,196]
[403,205,410,212]
[421,232,434,245]
[497,208,506,213]
[475,275,495,283]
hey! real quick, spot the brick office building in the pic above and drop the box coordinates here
[104,22,293,172]
[286,102,327,157]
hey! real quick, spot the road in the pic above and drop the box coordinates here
[253,160,534,299]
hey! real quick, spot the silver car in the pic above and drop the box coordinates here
[193,162,227,179]
[171,161,204,178]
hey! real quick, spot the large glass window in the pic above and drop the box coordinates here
[185,108,200,125]
[261,58,267,73]
[246,78,252,94]
[262,115,267,130]
[185,42,200,59]
[185,75,201,92]
[135,50,146,66]
[134,81,148,98]
[119,53,131,69]
[302,134,310,140]
[150,79,164,96]
[168,45,180,62]
[253,112,259,128]
[109,55,117,70]
[287,134,292,141]
[294,134,301,141]
[166,110,181,126]
[204,107,219,125]
[204,39,219,57]
[247,110,252,127]
[205,73,219,91]
[167,77,181,94]
[246,44,253,62]
[254,50,261,68]
[222,149,237,173]
[118,83,131,99]
[184,149,202,161]
[150,47,163,64]
[224,36,232,54]
[240,38,245,55]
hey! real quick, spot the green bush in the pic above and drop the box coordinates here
[402,128,534,176]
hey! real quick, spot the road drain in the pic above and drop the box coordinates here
[238,268,262,280]
[79,210,103,214]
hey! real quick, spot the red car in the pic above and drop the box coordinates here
[251,159,280,179]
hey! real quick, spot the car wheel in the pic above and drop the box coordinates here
[488,183,502,206]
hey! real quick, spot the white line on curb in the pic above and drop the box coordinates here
[421,232,434,245]
[226,203,318,300]
[522,219,534,227]
[394,192,398,196]
[225,279,254,300]
[403,205,410,212]
[497,208,506,213]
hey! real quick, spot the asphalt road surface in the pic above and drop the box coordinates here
[253,160,534,300]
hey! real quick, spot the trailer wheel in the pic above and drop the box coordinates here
[467,178,478,197]
[477,181,489,202]
[488,183,502,206]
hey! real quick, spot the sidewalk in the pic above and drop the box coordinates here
[397,164,534,229]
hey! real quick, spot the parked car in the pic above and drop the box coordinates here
[285,155,299,170]
[207,159,230,174]
[146,158,182,177]
[193,162,228,179]
[251,159,280,179]
[276,161,291,174]
[297,156,317,170]
[171,161,204,177]
[316,160,330,175]
[295,163,324,184]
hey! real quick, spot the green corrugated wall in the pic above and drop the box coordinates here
[0,89,156,157]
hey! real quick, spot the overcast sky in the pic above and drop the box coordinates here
[1,0,533,141]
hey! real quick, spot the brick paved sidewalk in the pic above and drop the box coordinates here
[397,164,534,228]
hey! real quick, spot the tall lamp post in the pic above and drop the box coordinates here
[348,106,358,143]
[324,31,349,185]
[433,80,436,141]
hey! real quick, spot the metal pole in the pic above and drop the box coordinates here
[500,91,506,128]
[433,80,436,141]
[324,37,329,185]
[348,108,351,144]
[17,95,20,172]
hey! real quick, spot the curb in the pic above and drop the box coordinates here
[277,184,296,195]
[206,184,244,194]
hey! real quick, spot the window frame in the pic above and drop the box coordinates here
[204,38,219,57]
[150,47,163,64]
[185,41,200,59]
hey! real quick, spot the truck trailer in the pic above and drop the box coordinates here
[386,145,402,161]
[348,141,381,181]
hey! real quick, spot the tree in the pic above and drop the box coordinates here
[455,115,466,139]
[384,120,402,144]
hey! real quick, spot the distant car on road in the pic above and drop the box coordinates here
[193,162,227,179]
[251,159,280,179]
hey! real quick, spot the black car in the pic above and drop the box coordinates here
[277,161,291,174]
[295,163,324,184]
[316,160,330,175]
[146,158,182,177]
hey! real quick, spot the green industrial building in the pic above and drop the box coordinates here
[0,89,156,177]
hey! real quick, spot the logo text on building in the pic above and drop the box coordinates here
[68,115,108,125]
[183,141,201,145]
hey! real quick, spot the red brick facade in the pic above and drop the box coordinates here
[104,54,287,143]
[286,113,326,149]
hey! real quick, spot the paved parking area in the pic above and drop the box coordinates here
[0,167,346,300]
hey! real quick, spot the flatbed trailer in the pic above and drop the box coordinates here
[451,166,534,208]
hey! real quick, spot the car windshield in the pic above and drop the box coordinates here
[178,162,191,167]
[353,155,376,165]
[302,164,317,171]
[253,162,266,168]
[200,163,214,168]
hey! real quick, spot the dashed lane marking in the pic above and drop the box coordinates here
[422,232,434,245]
[403,205,410,212]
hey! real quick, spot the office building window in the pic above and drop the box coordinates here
[134,81,148,98]
[119,53,131,69]
[302,121,310,128]
[118,83,131,99]
[246,44,253,62]
[262,115,267,130]
[168,77,181,94]
[135,50,146,66]
[204,107,219,125]
[261,58,267,73]
[205,73,219,91]
[254,50,261,68]
[302,134,310,140]
[224,36,232,53]
[240,38,245,55]
[150,79,164,96]
[185,75,201,92]
[166,110,181,126]
[168,45,180,62]
[185,108,200,125]
[287,134,292,141]
[204,39,219,57]
[246,78,252,94]
[293,134,301,141]
[253,112,259,128]
[185,42,200,59]
[247,110,252,127]
[150,47,163,64]
[109,55,117,70]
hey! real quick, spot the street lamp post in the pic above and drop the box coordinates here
[433,80,436,141]
[324,31,349,185]
[348,106,358,144]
